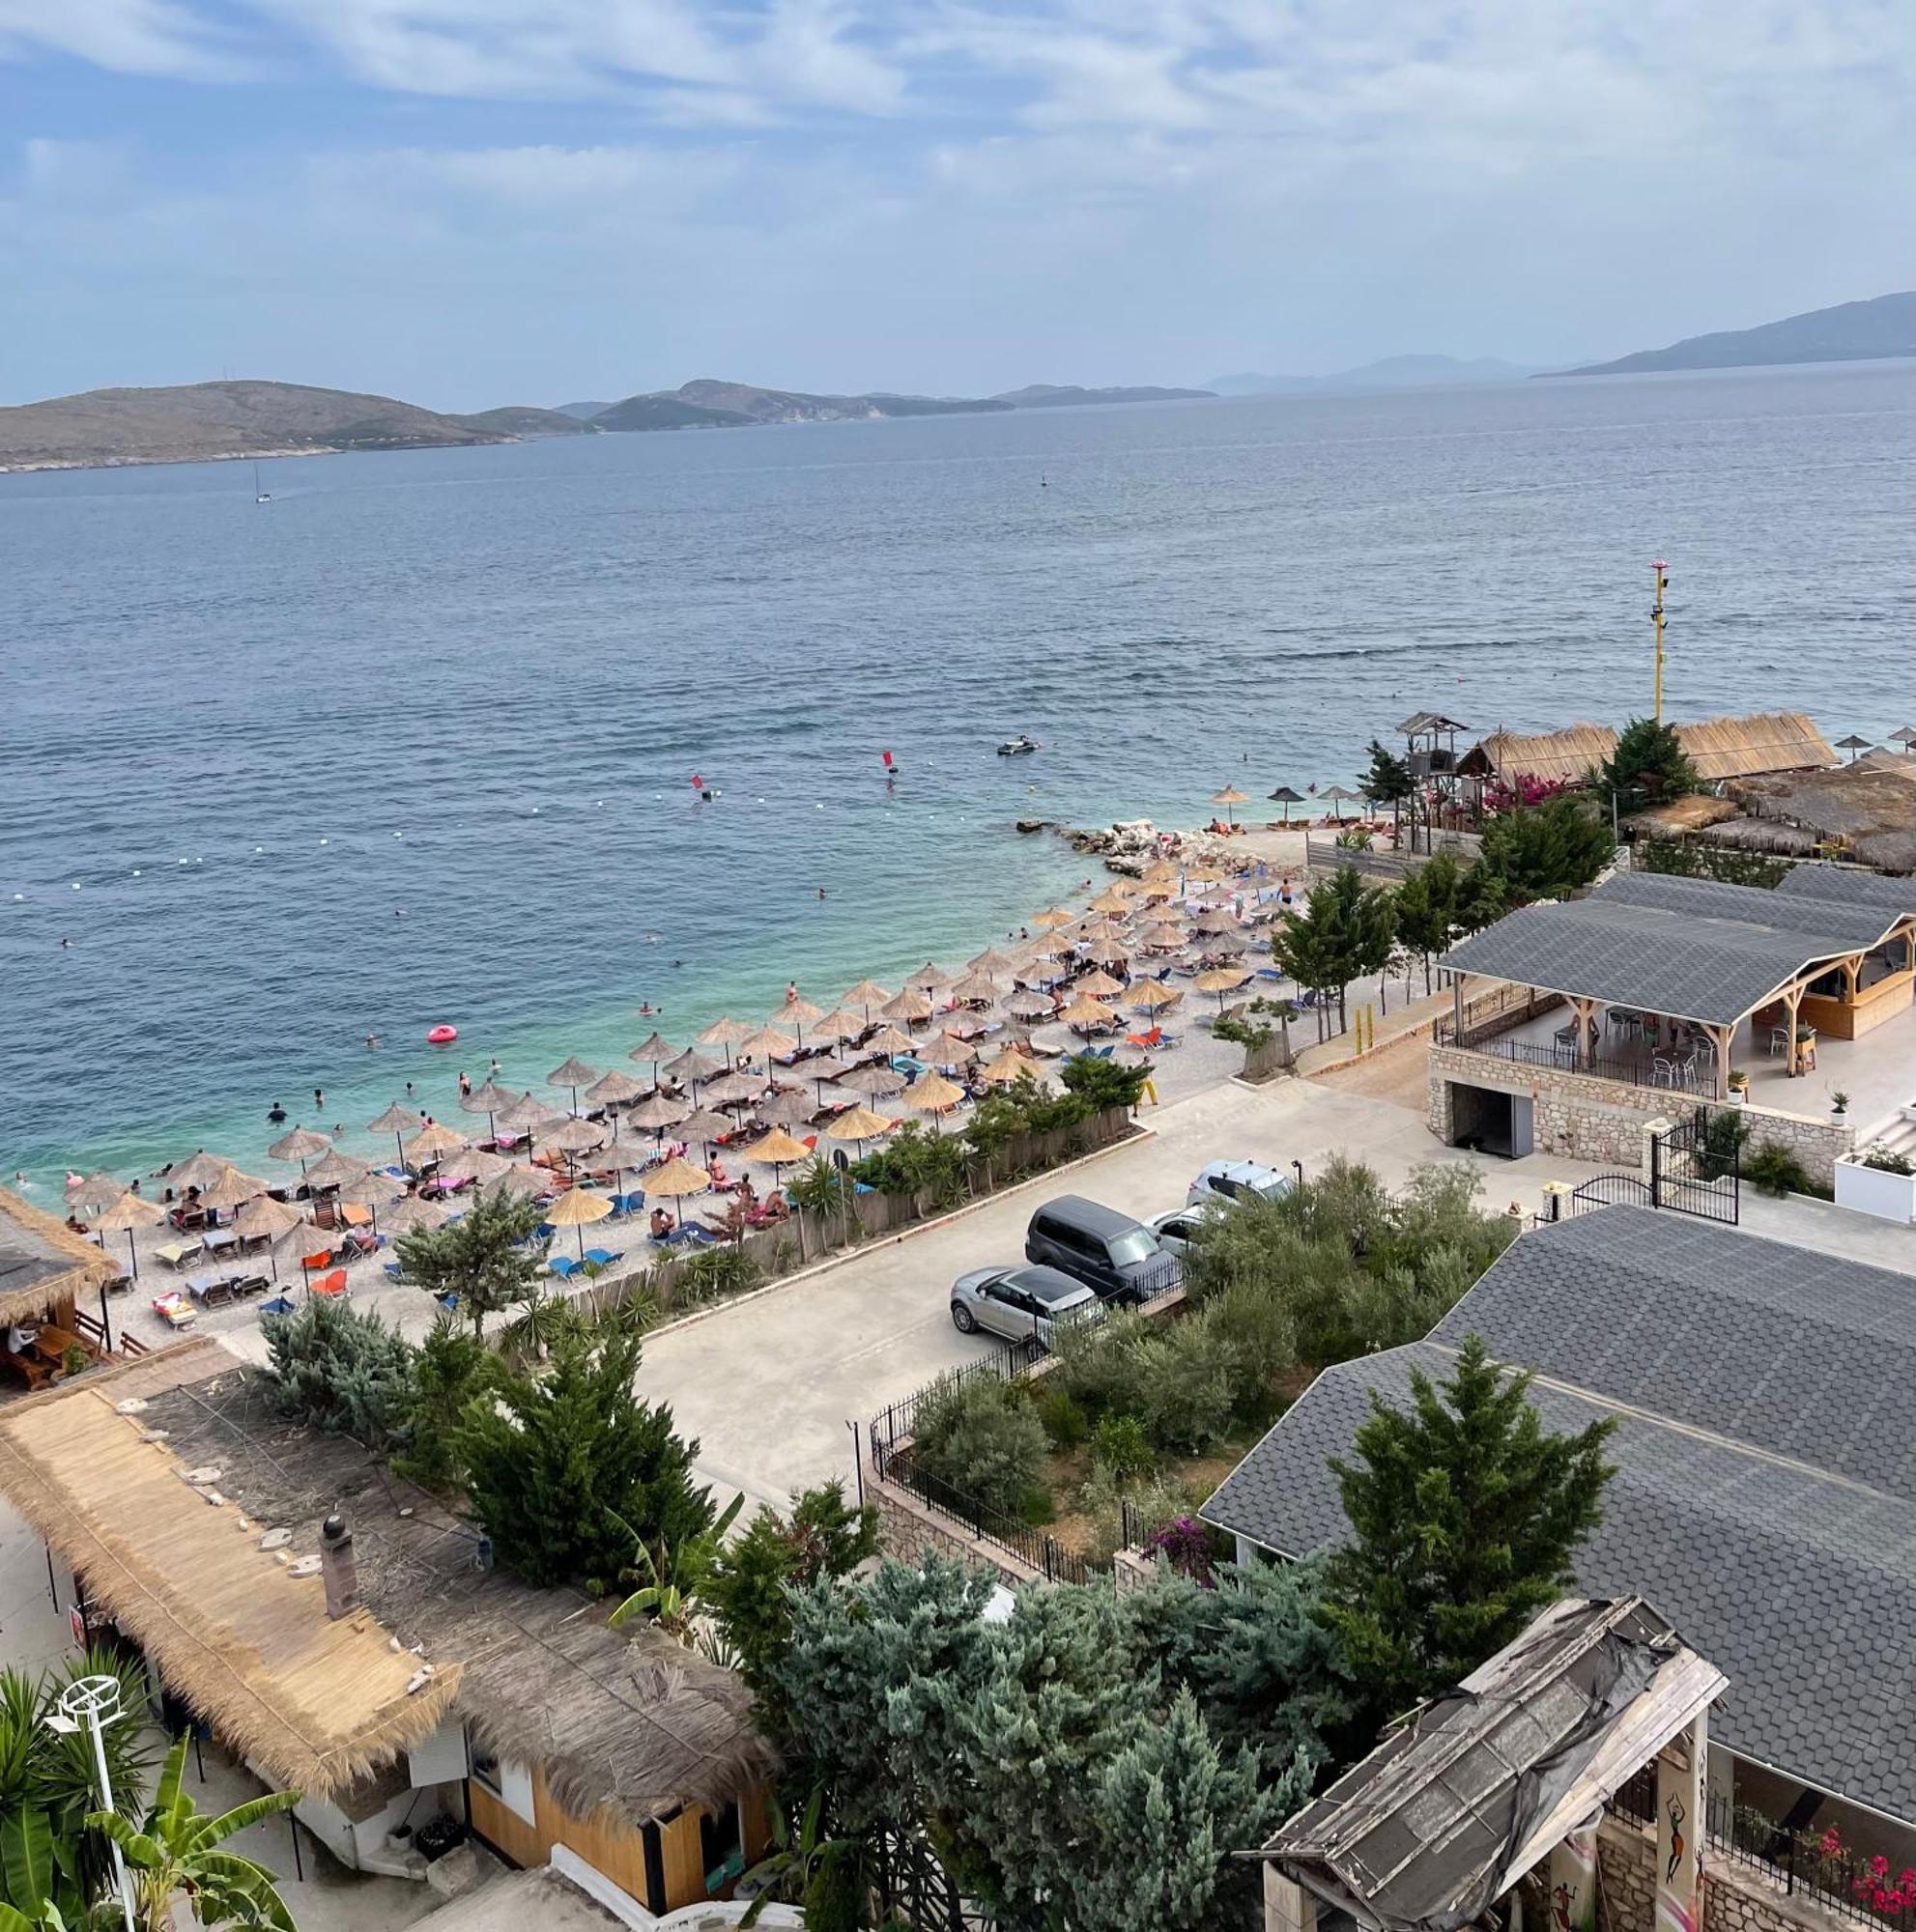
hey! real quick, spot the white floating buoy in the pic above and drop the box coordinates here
[12,893,22,901]
[254,846,264,854]
[132,868,142,877]
[178,858,188,866]
[71,882,80,890]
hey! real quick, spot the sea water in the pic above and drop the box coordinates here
[2,363,1910,1181]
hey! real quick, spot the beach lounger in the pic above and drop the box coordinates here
[258,1295,297,1319]
[582,1247,621,1268]
[151,1292,197,1328]
[548,1255,582,1279]
[656,1224,715,1249]
[383,1259,405,1283]
[155,1237,204,1271]
[186,1271,245,1308]
[308,1268,349,1298]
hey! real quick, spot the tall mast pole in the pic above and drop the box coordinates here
[1650,560,1669,723]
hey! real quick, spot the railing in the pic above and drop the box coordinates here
[1433,983,1563,1050]
[1608,1772,1913,1930]
[1438,1027,1718,1098]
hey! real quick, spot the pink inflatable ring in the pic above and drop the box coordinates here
[426,1024,459,1045]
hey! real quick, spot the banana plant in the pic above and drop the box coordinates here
[738,1786,870,1928]
[608,1492,743,1641]
[0,1899,71,1932]
[87,1736,299,1932]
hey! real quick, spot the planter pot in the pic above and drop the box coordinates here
[1834,1156,1916,1225]
[1728,1090,1746,1107]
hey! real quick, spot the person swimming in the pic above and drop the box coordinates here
[267,1102,287,1124]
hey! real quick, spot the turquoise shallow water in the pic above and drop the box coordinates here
[2,363,1910,1187]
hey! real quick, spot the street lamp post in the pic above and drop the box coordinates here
[46,1674,137,1932]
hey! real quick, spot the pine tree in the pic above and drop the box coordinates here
[1324,1334,1616,1722]
[454,1316,711,1590]
[391,1317,500,1494]
[262,1293,414,1452]
[1596,716,1700,815]
[1476,794,1612,904]
[1394,851,1464,991]
[396,1186,549,1337]
[1360,739,1415,806]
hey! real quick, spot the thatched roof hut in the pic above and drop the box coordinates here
[0,1344,774,1825]
[1,1186,119,1328]
[1460,712,1836,790]
[1729,754,1916,874]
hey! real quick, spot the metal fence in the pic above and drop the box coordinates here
[1608,1771,1912,1930]
[1440,1027,1719,1099]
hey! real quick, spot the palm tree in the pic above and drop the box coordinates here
[88,1737,298,1932]
[1,1654,154,1924]
[609,1492,744,1644]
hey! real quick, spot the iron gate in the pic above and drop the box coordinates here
[1563,1107,1738,1225]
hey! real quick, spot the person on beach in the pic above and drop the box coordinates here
[405,1080,415,1097]
[649,1207,672,1239]
[458,1071,472,1098]
[785,981,798,1004]
[267,1102,287,1124]
[313,1087,325,1110]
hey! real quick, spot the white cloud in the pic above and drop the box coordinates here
[0,0,243,76]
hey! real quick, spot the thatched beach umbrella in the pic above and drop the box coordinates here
[842,1064,906,1099]
[950,971,1001,1005]
[802,1056,855,1104]
[268,1125,330,1179]
[703,1069,765,1111]
[1030,906,1073,931]
[66,1173,126,1225]
[666,1046,723,1088]
[839,980,892,1024]
[165,1150,237,1196]
[370,1100,423,1166]
[880,987,932,1025]
[406,1121,469,1168]
[1140,921,1187,952]
[1268,785,1304,824]
[441,1147,513,1187]
[1074,968,1126,999]
[643,1154,712,1228]
[629,1094,690,1137]
[978,1045,1033,1087]
[337,1168,403,1238]
[630,1032,673,1081]
[745,1125,813,1190]
[1082,937,1130,967]
[1836,733,1873,761]
[1203,927,1251,956]
[1193,907,1242,935]
[676,1109,733,1156]
[486,1165,548,1204]
[1059,994,1117,1031]
[1194,965,1250,1011]
[1321,783,1362,823]
[761,1089,817,1128]
[547,1184,614,1260]
[1087,887,1132,917]
[776,995,824,1047]
[459,1081,515,1145]
[236,1192,303,1280]
[805,1009,863,1048]
[541,1116,608,1159]
[1210,783,1249,827]
[858,1022,915,1060]
[908,961,956,995]
[496,1091,562,1144]
[968,946,1016,975]
[824,1104,896,1153]
[548,1056,601,1113]
[586,1067,646,1115]
[1008,989,1056,1021]
[94,1188,163,1281]
[382,1193,453,1236]
[1126,980,1184,1015]
[697,1017,751,1066]
[198,1167,267,1216]
[917,1027,976,1069]
[737,1024,797,1067]
[303,1148,371,1196]
[903,1069,965,1127]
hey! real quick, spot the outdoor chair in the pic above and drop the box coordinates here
[308,1268,349,1298]
[548,1255,582,1279]
[151,1292,196,1328]
[582,1247,621,1268]
[258,1295,296,1319]
[155,1237,204,1271]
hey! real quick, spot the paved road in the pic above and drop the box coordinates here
[633,1074,1603,1511]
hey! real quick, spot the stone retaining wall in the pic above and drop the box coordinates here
[1598,1814,1848,1932]
[1730,1107,1855,1190]
[867,1469,1042,1588]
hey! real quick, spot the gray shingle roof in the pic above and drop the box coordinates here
[1775,865,1916,921]
[1202,1209,1916,1824]
[1440,873,1895,1026]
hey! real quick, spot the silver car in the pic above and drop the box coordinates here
[950,1264,1103,1347]
[1147,1206,1210,1261]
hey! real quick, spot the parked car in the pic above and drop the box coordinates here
[1187,1158,1293,1210]
[950,1264,1102,1346]
[1024,1195,1181,1303]
[1147,1206,1209,1261]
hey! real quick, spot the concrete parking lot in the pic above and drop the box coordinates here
[632,1073,1607,1511]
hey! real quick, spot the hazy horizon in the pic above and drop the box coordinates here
[2,0,1910,413]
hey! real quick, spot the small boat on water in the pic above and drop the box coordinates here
[997,734,1042,756]
[253,462,272,504]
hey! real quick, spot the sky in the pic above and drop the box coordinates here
[0,0,1911,410]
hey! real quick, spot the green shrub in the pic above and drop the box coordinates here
[1206,1278,1296,1423]
[1058,1054,1153,1111]
[1049,1306,1152,1419]
[1075,1463,1200,1567]
[263,1293,415,1453]
[1132,1315,1239,1455]
[1861,1147,1914,1176]
[1746,1142,1815,1197]
[1698,1107,1749,1181]
[849,1121,972,1206]
[911,1375,1047,1520]
[393,1318,500,1493]
[672,1243,761,1305]
[1035,1387,1089,1448]
[1092,1411,1155,1479]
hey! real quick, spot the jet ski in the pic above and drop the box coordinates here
[997,734,1042,756]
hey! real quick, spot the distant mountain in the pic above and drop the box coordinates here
[1550,293,1915,378]
[452,406,598,438]
[0,379,574,473]
[553,400,612,420]
[588,379,1013,432]
[991,383,1215,408]
[1207,355,1536,396]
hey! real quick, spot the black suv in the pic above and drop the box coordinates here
[1024,1194,1180,1303]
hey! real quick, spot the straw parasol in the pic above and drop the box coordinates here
[1210,783,1249,827]
[1193,907,1241,934]
[703,1069,766,1110]
[541,1117,608,1156]
[804,1009,863,1046]
[950,972,1001,1005]
[1058,994,1117,1030]
[968,946,1016,974]
[67,1172,126,1220]
[1194,965,1250,1010]
[629,1094,690,1134]
[406,1121,469,1165]
[1082,937,1130,966]
[1267,785,1304,823]
[863,1023,916,1056]
[903,1069,965,1124]
[303,1148,371,1194]
[1126,980,1184,1014]
[1030,906,1073,931]
[440,1147,513,1186]
[496,1092,560,1138]
[485,1165,548,1204]
[235,1192,303,1278]
[643,1154,711,1228]
[777,995,824,1045]
[93,1188,164,1280]
[744,1125,813,1189]
[547,1184,614,1259]
[1140,920,1187,951]
[1007,989,1055,1020]
[198,1167,267,1214]
[907,961,956,994]
[337,1169,403,1237]
[1835,733,1873,761]
[880,988,932,1024]
[761,1089,818,1127]
[1203,927,1251,956]
[841,1064,906,1097]
[736,1025,796,1065]
[1087,887,1132,916]
[268,1125,330,1174]
[165,1150,237,1195]
[697,1017,751,1065]
[824,1105,896,1151]
[1074,968,1126,998]
[666,1046,723,1086]
[839,980,892,1022]
[548,1057,601,1112]
[381,1194,452,1236]
[918,1027,978,1068]
[1320,783,1362,822]
[676,1109,733,1152]
[370,1100,424,1166]
[1184,863,1226,885]
[629,1032,673,1078]
[978,1045,1033,1086]
[585,1068,646,1112]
